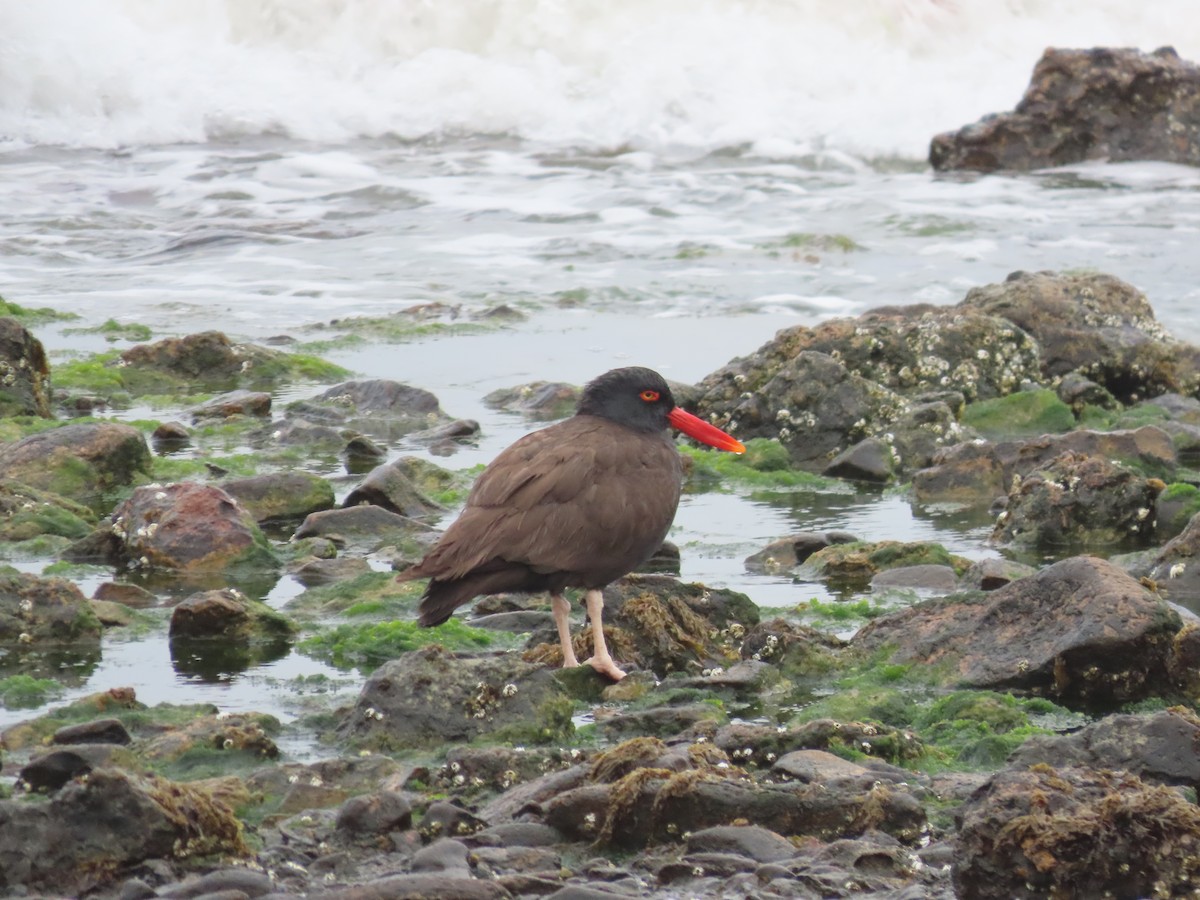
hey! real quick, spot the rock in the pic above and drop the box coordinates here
[960,388,1075,441]
[151,421,191,450]
[483,381,580,420]
[1155,481,1200,541]
[168,589,295,641]
[853,556,1188,708]
[823,435,896,482]
[930,46,1200,173]
[220,472,336,524]
[411,838,470,872]
[294,505,436,550]
[334,790,413,837]
[139,713,279,764]
[156,868,275,898]
[739,618,842,676]
[308,874,510,899]
[0,316,51,417]
[188,389,272,421]
[695,308,1041,471]
[527,575,758,678]
[0,423,151,509]
[992,451,1161,548]
[544,764,925,850]
[52,717,132,746]
[595,703,725,741]
[0,570,102,644]
[912,425,1177,506]
[798,540,969,589]
[684,824,797,863]
[93,581,158,608]
[0,768,246,896]
[0,480,95,543]
[1009,708,1200,789]
[18,744,126,793]
[871,564,960,593]
[119,330,300,391]
[108,482,278,573]
[960,557,1037,591]
[291,556,373,587]
[744,531,859,574]
[952,764,1200,899]
[288,379,454,443]
[338,646,574,750]
[1145,511,1200,607]
[957,270,1200,402]
[342,460,445,519]
[417,800,487,843]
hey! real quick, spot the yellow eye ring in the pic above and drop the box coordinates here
[640,390,660,402]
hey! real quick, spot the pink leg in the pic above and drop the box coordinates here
[551,593,579,668]
[583,589,626,681]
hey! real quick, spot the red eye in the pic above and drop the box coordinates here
[640,390,660,402]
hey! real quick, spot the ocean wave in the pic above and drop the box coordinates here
[2,0,1198,155]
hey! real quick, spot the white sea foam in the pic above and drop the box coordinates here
[2,0,1198,156]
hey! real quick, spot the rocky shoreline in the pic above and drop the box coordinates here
[5,44,1200,900]
[1,266,1200,899]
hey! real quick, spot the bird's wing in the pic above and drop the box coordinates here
[410,418,682,581]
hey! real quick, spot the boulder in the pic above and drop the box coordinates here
[1009,708,1200,790]
[483,381,580,420]
[0,316,51,417]
[0,768,246,896]
[109,482,278,573]
[0,571,102,644]
[912,425,1176,506]
[338,646,574,750]
[992,450,1161,547]
[220,471,335,524]
[957,270,1200,401]
[342,459,445,519]
[852,556,1188,708]
[188,389,272,421]
[0,423,151,510]
[952,764,1200,899]
[931,46,1200,173]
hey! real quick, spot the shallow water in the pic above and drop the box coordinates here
[2,1,1200,748]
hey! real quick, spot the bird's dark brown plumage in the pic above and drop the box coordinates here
[399,366,743,679]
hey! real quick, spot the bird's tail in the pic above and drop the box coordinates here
[416,567,530,627]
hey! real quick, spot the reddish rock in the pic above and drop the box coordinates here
[112,482,276,572]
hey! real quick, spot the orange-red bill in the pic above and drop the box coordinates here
[668,407,745,453]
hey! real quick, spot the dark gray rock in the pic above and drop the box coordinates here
[853,555,1190,708]
[339,647,574,750]
[930,47,1200,173]
[52,717,132,746]
[294,505,435,549]
[685,824,797,862]
[744,531,859,574]
[334,790,412,837]
[342,459,445,519]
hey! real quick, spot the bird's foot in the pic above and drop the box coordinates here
[583,655,627,681]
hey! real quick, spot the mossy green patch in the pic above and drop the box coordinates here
[49,351,127,394]
[0,297,78,324]
[681,438,835,491]
[299,312,491,351]
[799,540,970,587]
[761,232,864,254]
[298,619,496,674]
[798,597,887,625]
[285,570,425,618]
[490,694,576,745]
[63,319,153,342]
[0,415,76,446]
[0,674,65,709]
[961,389,1075,440]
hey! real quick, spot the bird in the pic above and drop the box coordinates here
[398,366,745,680]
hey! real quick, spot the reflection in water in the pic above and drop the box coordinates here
[169,635,293,683]
[0,644,102,687]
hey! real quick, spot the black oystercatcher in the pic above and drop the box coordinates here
[399,366,744,680]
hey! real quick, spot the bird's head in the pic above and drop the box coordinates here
[577,366,744,452]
